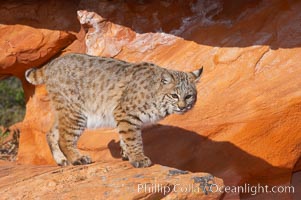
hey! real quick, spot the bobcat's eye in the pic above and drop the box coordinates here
[185,95,193,100]
[171,94,179,99]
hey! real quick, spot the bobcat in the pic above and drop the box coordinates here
[25,53,203,168]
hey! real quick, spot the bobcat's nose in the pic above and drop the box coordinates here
[178,106,186,111]
[177,101,186,111]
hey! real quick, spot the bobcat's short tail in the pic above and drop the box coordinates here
[25,68,45,85]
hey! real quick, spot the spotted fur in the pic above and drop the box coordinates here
[25,53,203,168]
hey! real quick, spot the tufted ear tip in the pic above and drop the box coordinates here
[190,66,203,82]
[161,72,173,84]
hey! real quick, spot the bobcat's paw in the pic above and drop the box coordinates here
[130,156,152,168]
[57,159,70,166]
[121,149,129,161]
[72,155,92,165]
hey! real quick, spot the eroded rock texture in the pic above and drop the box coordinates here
[0,0,300,199]
[0,162,224,199]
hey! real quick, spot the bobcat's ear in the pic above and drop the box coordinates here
[161,72,173,85]
[189,66,203,82]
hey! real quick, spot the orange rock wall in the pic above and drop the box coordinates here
[1,1,301,194]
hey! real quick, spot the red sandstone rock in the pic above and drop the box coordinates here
[0,25,76,78]
[0,162,224,200]
[0,0,300,199]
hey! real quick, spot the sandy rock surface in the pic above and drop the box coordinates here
[0,161,224,200]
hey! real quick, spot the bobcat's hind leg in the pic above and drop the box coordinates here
[47,119,69,166]
[58,108,92,165]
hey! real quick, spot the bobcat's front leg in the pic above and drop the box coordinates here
[115,114,151,168]
[119,127,151,168]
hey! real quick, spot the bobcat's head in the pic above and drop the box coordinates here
[160,67,203,115]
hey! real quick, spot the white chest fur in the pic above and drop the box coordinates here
[86,113,116,129]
